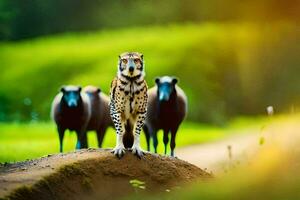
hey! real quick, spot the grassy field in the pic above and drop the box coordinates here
[1,22,298,123]
[0,115,272,163]
[0,23,257,123]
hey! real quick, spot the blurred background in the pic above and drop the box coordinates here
[1,1,300,199]
[0,0,299,161]
[1,0,299,123]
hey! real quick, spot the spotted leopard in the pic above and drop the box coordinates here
[109,52,148,158]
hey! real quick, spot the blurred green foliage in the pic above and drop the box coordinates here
[0,23,299,123]
[0,0,299,40]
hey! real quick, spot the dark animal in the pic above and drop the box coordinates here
[51,85,91,152]
[83,85,114,148]
[143,76,187,157]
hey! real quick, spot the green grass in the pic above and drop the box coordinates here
[1,22,298,123]
[0,23,256,122]
[0,115,278,163]
[0,121,221,162]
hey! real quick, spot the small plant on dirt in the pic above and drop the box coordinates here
[227,145,232,160]
[259,136,265,145]
[129,179,146,193]
[259,125,266,146]
[258,106,274,145]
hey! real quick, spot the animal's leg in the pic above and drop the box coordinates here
[96,126,107,148]
[76,130,88,149]
[170,127,179,157]
[152,130,158,153]
[80,132,88,148]
[131,113,146,158]
[58,126,65,153]
[163,129,169,155]
[75,131,81,149]
[111,111,126,158]
[143,125,151,152]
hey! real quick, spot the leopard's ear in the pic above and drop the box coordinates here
[140,54,144,60]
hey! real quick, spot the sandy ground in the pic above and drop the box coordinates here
[176,134,258,173]
[0,149,210,200]
[0,149,104,197]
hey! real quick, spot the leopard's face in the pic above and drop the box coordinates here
[118,52,144,78]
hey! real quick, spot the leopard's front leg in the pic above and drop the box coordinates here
[111,109,126,158]
[131,112,146,158]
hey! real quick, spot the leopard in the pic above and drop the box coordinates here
[109,52,148,158]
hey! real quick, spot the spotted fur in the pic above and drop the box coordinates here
[110,52,148,158]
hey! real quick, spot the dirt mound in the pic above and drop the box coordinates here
[0,149,211,200]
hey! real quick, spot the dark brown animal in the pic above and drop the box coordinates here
[83,85,114,148]
[51,85,91,152]
[143,76,187,157]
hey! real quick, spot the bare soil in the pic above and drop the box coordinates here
[0,149,211,200]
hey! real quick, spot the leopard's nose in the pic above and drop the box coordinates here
[129,66,134,73]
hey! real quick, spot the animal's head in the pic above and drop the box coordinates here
[60,85,82,108]
[155,76,178,102]
[118,52,144,78]
[83,85,101,98]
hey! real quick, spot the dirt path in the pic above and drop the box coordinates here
[177,116,300,174]
[177,134,258,173]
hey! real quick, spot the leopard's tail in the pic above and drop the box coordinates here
[123,120,134,148]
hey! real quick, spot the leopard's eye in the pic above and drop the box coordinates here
[134,58,140,64]
[121,59,128,64]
